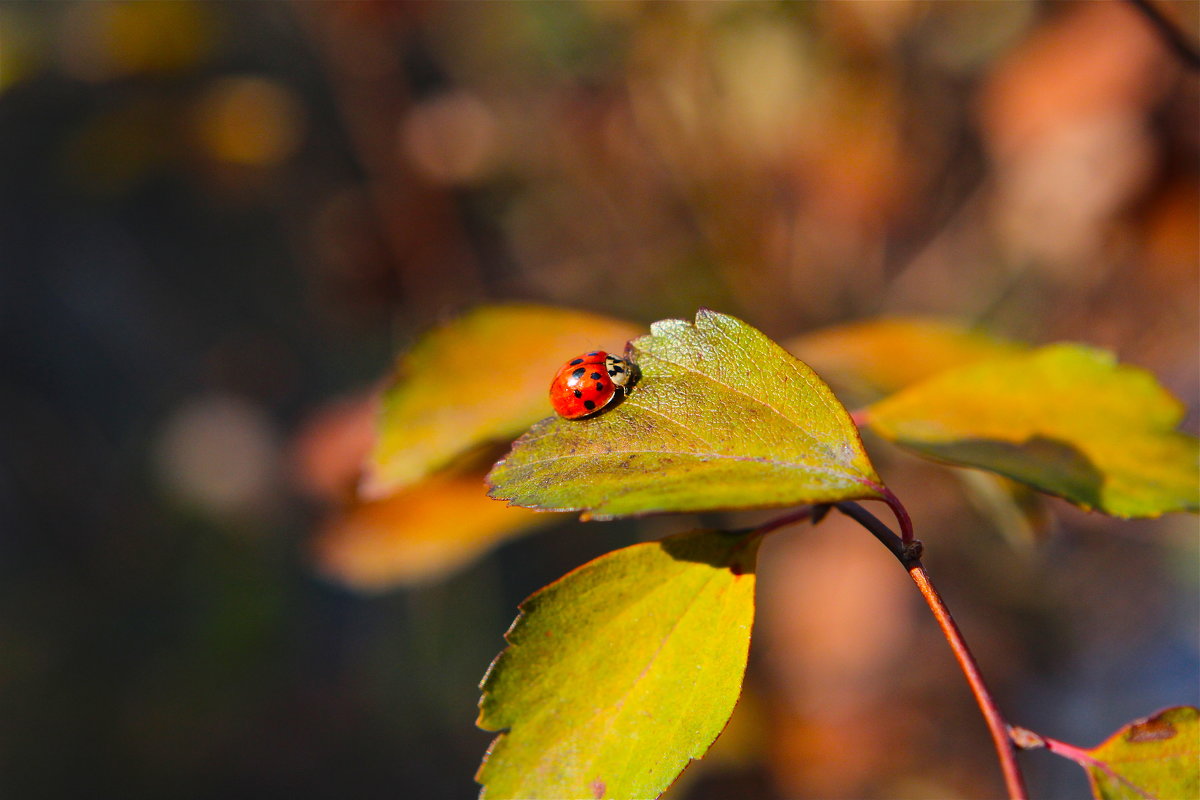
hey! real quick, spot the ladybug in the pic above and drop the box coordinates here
[549,350,633,419]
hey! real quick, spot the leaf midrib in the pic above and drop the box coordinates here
[510,561,733,794]
[502,447,868,486]
[606,567,738,791]
[708,318,847,426]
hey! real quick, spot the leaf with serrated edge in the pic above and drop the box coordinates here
[363,305,639,499]
[488,309,882,519]
[1083,706,1199,800]
[476,529,761,800]
[865,344,1199,518]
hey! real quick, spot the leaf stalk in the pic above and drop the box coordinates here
[750,505,816,537]
[1010,727,1155,800]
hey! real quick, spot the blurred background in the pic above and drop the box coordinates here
[1,1,1196,798]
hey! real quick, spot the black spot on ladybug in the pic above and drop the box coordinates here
[584,400,596,410]
[569,358,584,366]
[572,367,586,379]
[574,389,582,398]
[587,351,600,356]
[595,382,605,391]
[590,371,602,380]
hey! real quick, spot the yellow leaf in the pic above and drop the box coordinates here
[489,310,882,519]
[477,529,761,800]
[363,304,640,499]
[866,344,1199,518]
[788,317,1023,401]
[315,470,553,590]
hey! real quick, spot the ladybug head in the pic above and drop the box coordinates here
[605,354,633,388]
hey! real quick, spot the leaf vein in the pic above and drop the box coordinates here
[625,400,718,449]
[600,566,730,789]
[711,321,846,433]
[638,350,841,459]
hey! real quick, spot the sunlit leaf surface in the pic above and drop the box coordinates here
[363,304,639,499]
[477,529,761,800]
[489,309,882,519]
[1082,706,1199,800]
[866,344,1200,518]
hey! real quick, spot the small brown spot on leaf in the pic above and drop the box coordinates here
[591,778,606,798]
[1126,716,1177,743]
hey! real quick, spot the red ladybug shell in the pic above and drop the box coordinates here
[549,351,630,419]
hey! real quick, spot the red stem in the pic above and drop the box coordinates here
[879,485,914,544]
[847,407,912,543]
[1037,734,1095,764]
[835,502,1029,800]
[857,481,915,544]
[752,505,815,537]
[909,565,1029,800]
[728,506,817,561]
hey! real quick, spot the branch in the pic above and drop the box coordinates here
[836,502,1029,800]
[835,500,915,565]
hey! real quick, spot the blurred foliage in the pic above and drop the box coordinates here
[364,304,639,498]
[316,463,556,592]
[787,316,1025,403]
[0,1,1196,798]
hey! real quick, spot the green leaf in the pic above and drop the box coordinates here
[362,304,639,499]
[488,309,882,519]
[865,344,1200,518]
[476,529,761,800]
[1082,706,1199,800]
